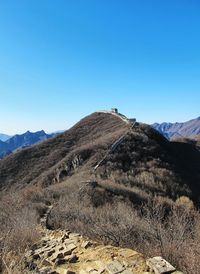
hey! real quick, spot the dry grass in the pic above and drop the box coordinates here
[47,184,200,274]
[0,192,40,273]
[0,112,128,191]
[1,112,200,206]
[0,176,200,273]
[0,112,200,273]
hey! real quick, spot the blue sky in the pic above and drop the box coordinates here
[0,0,200,134]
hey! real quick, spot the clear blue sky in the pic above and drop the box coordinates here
[0,0,200,134]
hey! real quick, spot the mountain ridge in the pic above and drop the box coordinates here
[0,130,57,159]
[152,116,200,140]
[0,111,200,205]
[0,133,11,142]
[0,111,199,274]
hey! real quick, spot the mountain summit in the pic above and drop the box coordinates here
[0,111,200,205]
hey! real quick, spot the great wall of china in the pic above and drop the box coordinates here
[24,109,183,274]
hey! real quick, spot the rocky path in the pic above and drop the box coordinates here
[25,208,183,274]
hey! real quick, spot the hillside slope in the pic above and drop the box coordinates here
[1,112,200,274]
[171,135,200,147]
[0,140,11,159]
[0,112,200,205]
[0,112,129,190]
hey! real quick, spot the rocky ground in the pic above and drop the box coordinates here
[24,207,183,274]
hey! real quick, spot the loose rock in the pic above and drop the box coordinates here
[106,260,125,274]
[146,256,176,274]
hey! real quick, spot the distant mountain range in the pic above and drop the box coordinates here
[152,117,200,140]
[0,133,11,142]
[1,116,200,159]
[0,130,57,159]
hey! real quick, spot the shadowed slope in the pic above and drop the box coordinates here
[95,123,200,204]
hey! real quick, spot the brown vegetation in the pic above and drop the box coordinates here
[0,192,40,273]
[172,135,200,148]
[1,112,200,273]
[0,169,200,273]
[0,112,200,205]
[46,182,200,274]
[0,112,129,190]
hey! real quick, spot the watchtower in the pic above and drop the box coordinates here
[111,108,118,113]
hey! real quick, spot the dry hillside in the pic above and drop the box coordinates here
[0,112,129,190]
[0,111,200,205]
[1,111,200,274]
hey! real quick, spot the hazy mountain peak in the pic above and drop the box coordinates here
[152,116,200,140]
[0,130,57,159]
[0,133,11,142]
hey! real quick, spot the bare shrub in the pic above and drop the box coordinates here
[0,194,40,273]
[21,185,44,203]
[47,188,200,274]
[176,195,194,209]
[138,200,200,274]
[33,202,49,217]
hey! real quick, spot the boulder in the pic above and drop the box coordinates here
[146,257,176,274]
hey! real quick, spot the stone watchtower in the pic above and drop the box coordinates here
[111,108,118,114]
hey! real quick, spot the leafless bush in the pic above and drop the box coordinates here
[47,188,200,274]
[0,194,40,273]
[138,200,200,274]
